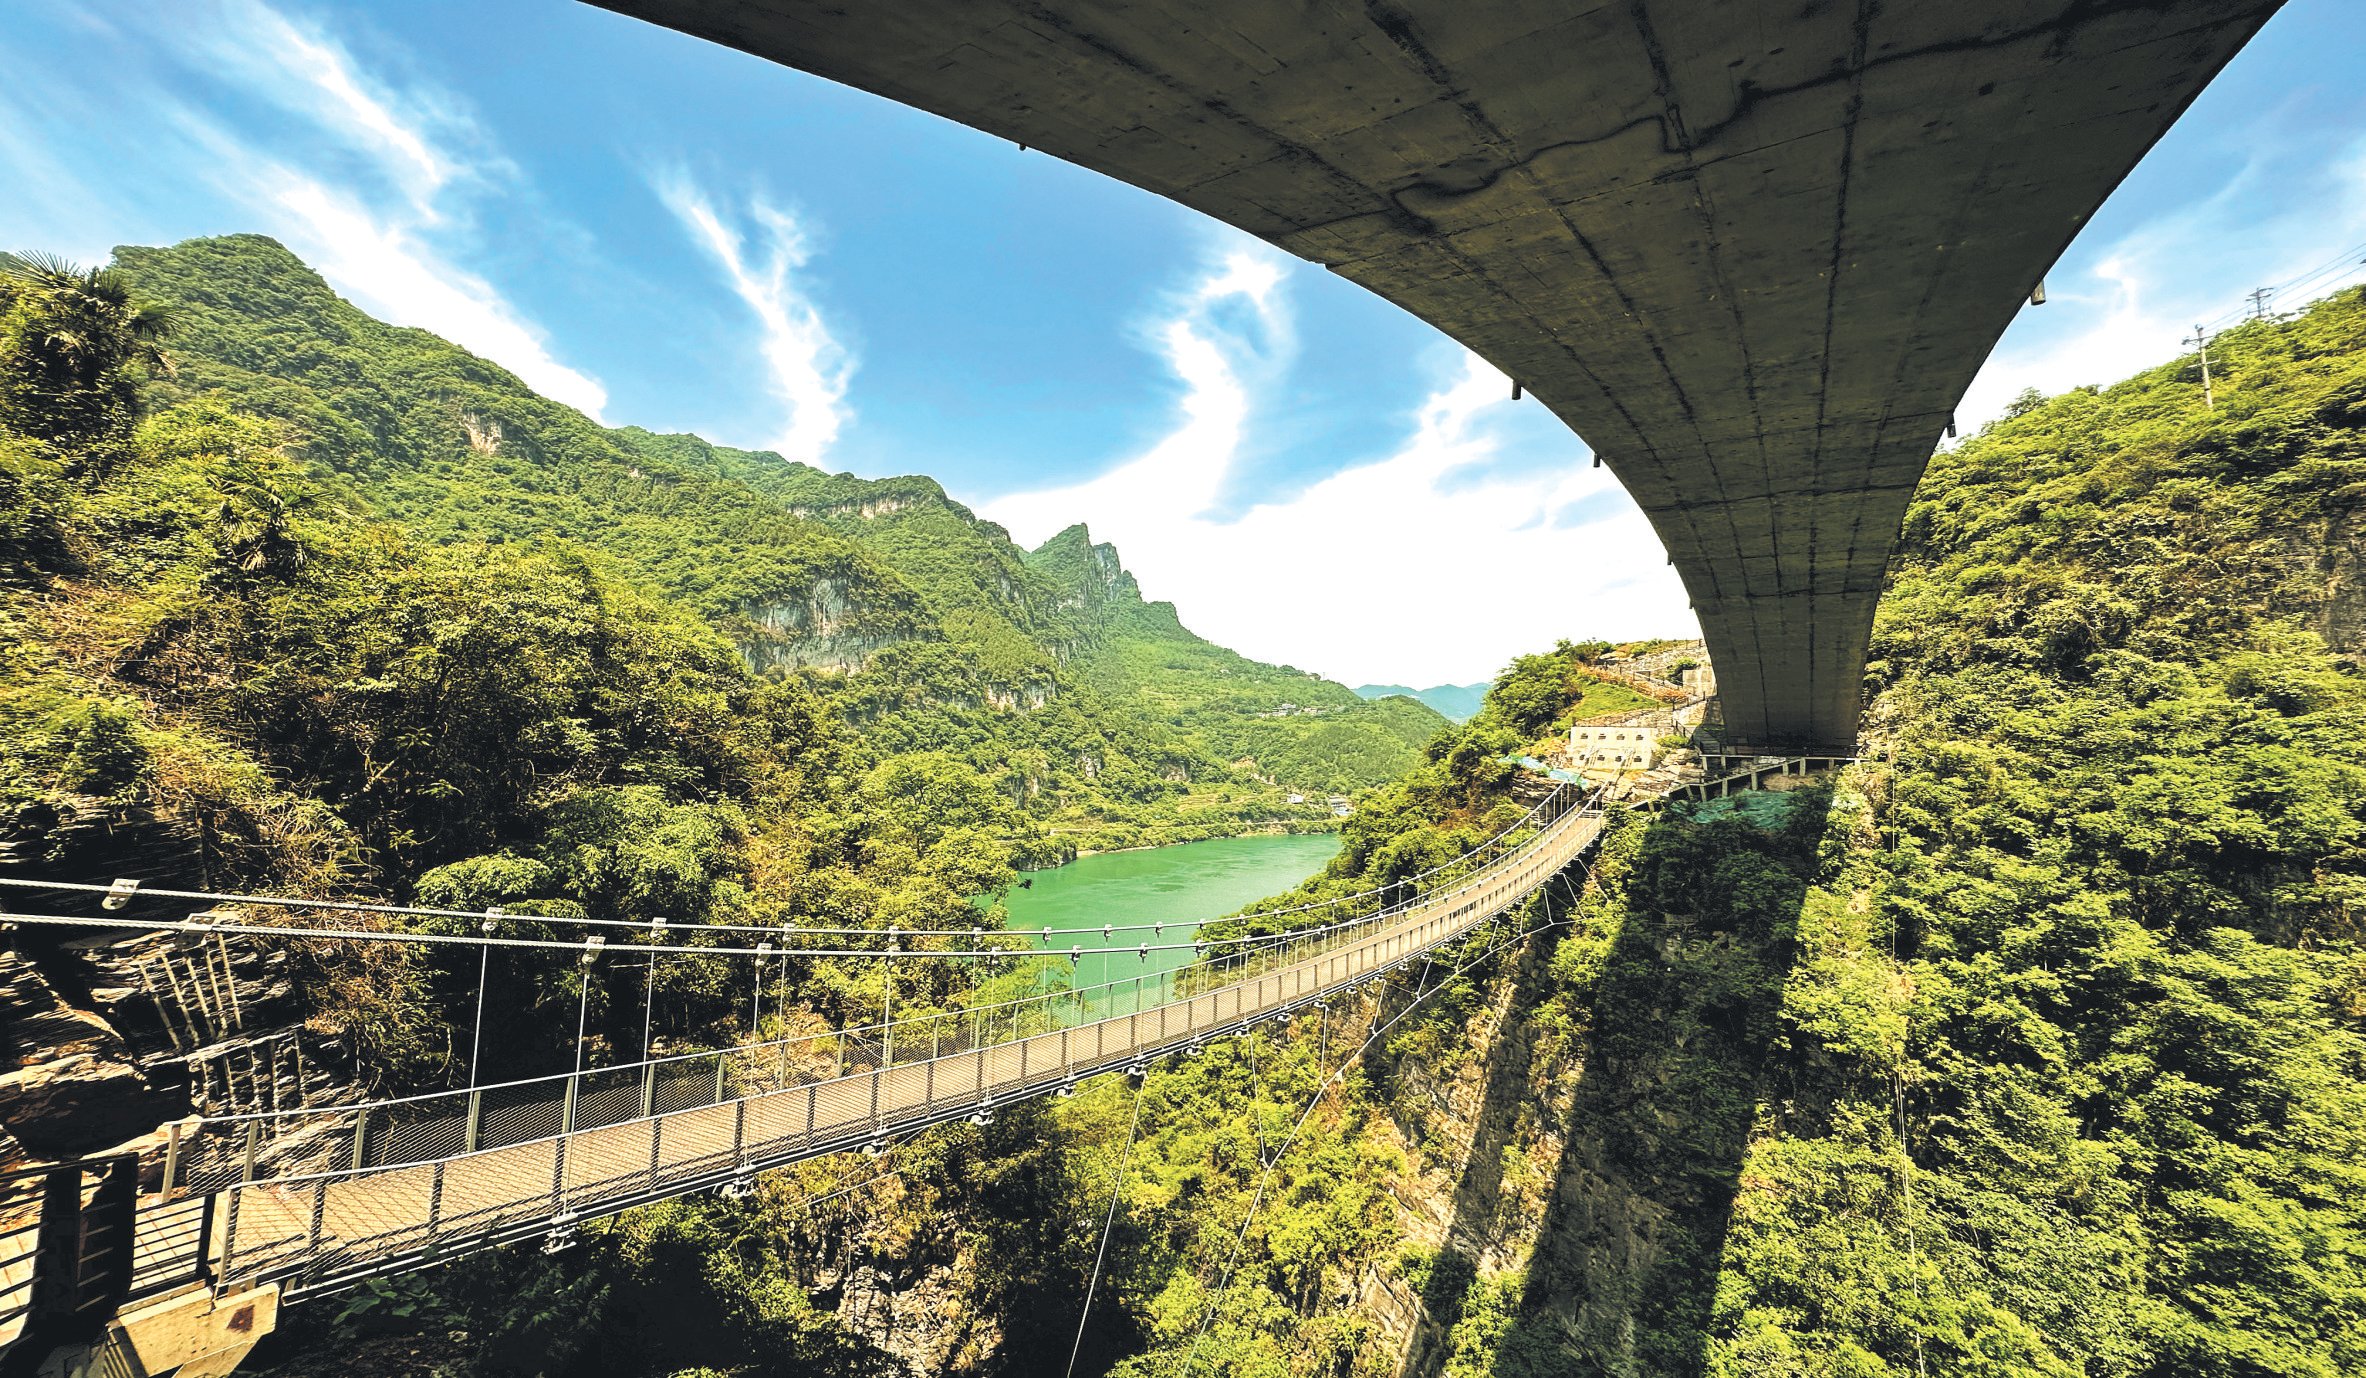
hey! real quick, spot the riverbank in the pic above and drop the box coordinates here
[1026,816,1343,868]
[988,831,1344,987]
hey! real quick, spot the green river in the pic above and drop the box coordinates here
[988,832,1341,1002]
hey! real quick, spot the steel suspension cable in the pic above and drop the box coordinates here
[0,784,1587,941]
[1067,1071,1148,1378]
[0,805,1605,960]
[1178,847,1604,1375]
[1,800,1602,1144]
[0,904,1426,960]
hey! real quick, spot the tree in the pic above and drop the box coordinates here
[0,251,172,458]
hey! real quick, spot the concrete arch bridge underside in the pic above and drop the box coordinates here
[600,0,2282,751]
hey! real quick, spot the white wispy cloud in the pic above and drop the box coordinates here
[989,246,1287,530]
[0,1,608,420]
[981,257,1690,687]
[655,175,854,464]
[263,173,610,414]
[196,0,474,220]
[1957,129,2366,429]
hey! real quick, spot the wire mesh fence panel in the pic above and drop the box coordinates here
[370,1107,467,1170]
[572,1071,645,1134]
[655,1101,739,1181]
[740,1084,809,1159]
[812,1077,874,1145]
[127,1195,210,1298]
[478,1084,566,1153]
[561,1119,655,1205]
[652,1060,722,1116]
[430,1140,558,1244]
[219,1180,313,1286]
[871,1058,927,1121]
[313,1161,439,1274]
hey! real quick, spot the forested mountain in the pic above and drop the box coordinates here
[1354,680,1491,722]
[14,236,2366,1378]
[98,234,1440,851]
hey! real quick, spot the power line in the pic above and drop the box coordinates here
[2196,238,2366,332]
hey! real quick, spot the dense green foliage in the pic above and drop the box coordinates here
[0,236,1435,1090]
[0,236,1440,1375]
[972,291,2366,1378]
[18,234,2366,1378]
[1237,290,2366,1378]
[1712,288,2366,1378]
[101,234,1437,855]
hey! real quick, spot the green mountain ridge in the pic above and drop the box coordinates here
[13,225,2366,1378]
[107,233,1445,844]
[1353,680,1491,722]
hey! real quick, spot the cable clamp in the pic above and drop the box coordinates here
[103,877,141,911]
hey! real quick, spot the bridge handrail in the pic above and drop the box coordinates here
[193,801,1601,1202]
[165,783,1592,1131]
[0,779,1586,942]
[160,791,1598,1194]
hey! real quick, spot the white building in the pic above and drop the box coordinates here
[1569,723,1661,771]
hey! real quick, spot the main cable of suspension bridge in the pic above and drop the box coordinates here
[1,781,1610,1375]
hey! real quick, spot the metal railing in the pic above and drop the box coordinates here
[148,786,1604,1297]
[161,784,1594,1194]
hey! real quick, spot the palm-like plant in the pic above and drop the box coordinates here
[0,249,174,452]
[210,446,308,580]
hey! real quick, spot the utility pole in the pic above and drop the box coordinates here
[2186,325,2215,411]
[2247,286,2275,321]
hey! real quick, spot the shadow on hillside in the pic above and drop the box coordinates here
[1398,790,1830,1378]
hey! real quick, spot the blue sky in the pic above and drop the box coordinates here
[4,1,2362,686]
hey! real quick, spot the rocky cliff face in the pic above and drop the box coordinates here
[1345,804,1820,1378]
[730,578,926,676]
[0,921,347,1172]
[0,811,353,1171]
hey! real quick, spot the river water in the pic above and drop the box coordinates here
[988,832,1341,1000]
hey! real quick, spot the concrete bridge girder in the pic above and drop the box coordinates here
[596,0,2281,747]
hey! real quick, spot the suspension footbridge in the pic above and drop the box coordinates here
[3,784,1606,1374]
[0,0,2290,1367]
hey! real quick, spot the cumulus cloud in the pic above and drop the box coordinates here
[981,257,1690,687]
[654,175,854,465]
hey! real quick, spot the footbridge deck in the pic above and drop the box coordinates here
[129,791,1604,1301]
